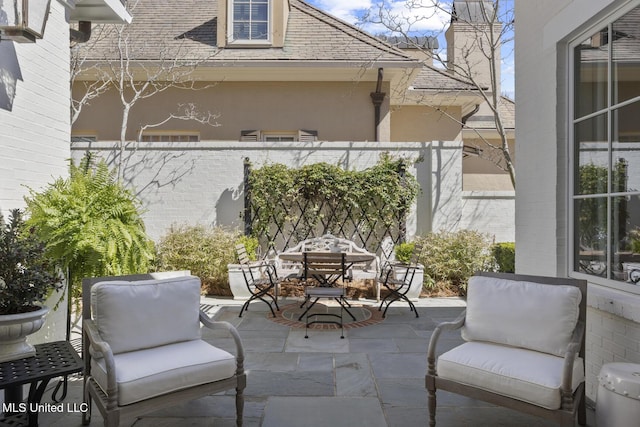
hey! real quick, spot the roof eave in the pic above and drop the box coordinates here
[69,0,132,24]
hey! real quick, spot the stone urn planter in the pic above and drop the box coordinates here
[0,306,49,362]
[392,264,425,301]
[228,264,251,300]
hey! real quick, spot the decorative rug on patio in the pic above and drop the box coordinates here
[269,301,384,330]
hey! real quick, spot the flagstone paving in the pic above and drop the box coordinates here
[16,296,595,426]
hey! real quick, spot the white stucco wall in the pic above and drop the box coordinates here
[516,0,640,402]
[0,0,71,216]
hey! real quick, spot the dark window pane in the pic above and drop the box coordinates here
[575,113,608,195]
[251,23,268,39]
[612,194,640,282]
[234,4,250,21]
[574,28,609,118]
[233,23,249,39]
[252,4,268,20]
[613,102,640,193]
[612,6,640,105]
[575,197,608,276]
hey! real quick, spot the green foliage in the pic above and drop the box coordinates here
[492,242,515,273]
[631,229,640,253]
[0,209,64,314]
[248,154,420,245]
[156,224,239,296]
[24,155,155,299]
[237,235,259,262]
[394,242,416,264]
[415,230,495,295]
[577,161,628,249]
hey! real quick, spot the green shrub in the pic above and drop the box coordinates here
[394,242,416,264]
[492,242,515,273]
[237,235,260,262]
[156,224,240,296]
[415,230,495,295]
[25,155,155,300]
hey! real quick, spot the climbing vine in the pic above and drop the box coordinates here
[246,154,420,252]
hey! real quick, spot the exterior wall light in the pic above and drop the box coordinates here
[0,0,52,43]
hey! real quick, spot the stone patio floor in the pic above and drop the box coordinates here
[25,296,595,426]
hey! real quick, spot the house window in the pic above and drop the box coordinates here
[71,135,97,143]
[232,0,269,42]
[240,130,318,142]
[140,134,199,142]
[570,4,640,289]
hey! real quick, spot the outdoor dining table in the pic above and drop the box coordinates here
[278,251,376,265]
[277,250,376,285]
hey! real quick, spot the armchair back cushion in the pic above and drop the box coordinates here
[461,276,582,357]
[91,276,202,354]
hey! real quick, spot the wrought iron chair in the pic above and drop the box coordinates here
[426,272,587,427]
[81,273,246,427]
[377,243,423,318]
[238,262,280,318]
[235,243,280,318]
[298,251,355,338]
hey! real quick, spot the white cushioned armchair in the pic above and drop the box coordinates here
[81,272,246,427]
[426,272,587,426]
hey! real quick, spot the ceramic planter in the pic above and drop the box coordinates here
[393,264,425,301]
[0,306,49,362]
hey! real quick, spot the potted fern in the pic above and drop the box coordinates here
[0,209,63,362]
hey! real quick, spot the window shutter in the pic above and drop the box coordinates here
[240,130,260,142]
[298,130,318,142]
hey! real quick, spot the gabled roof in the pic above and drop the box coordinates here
[81,0,417,66]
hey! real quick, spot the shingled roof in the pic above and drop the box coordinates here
[409,64,480,91]
[81,0,418,65]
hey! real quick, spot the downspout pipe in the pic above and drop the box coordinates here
[370,68,386,142]
[461,104,480,125]
[70,21,92,43]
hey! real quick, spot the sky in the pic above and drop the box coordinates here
[305,0,515,99]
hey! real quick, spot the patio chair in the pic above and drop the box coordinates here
[426,272,587,427]
[235,243,260,266]
[81,273,246,427]
[377,243,423,317]
[298,252,355,338]
[377,263,420,318]
[239,262,280,318]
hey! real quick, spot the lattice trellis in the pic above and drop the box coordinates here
[243,159,410,261]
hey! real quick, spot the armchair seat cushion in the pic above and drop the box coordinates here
[437,342,584,410]
[91,339,236,406]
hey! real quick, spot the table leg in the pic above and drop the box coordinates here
[4,385,23,404]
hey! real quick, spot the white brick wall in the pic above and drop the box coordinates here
[70,140,503,243]
[516,0,640,405]
[0,1,72,344]
[461,191,515,243]
[586,285,640,400]
[0,0,70,215]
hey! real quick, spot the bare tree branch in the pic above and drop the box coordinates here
[70,0,221,180]
[364,0,515,186]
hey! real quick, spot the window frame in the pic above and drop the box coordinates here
[228,0,271,46]
[71,135,97,143]
[567,0,640,294]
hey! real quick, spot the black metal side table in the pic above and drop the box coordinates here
[0,341,83,427]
